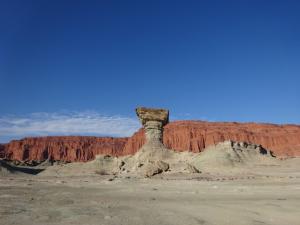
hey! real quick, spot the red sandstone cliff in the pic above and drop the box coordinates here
[2,121,300,162]
[2,136,128,162]
[122,121,300,157]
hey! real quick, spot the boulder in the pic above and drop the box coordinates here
[185,164,201,173]
[143,160,169,177]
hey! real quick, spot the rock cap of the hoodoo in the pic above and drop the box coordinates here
[136,107,169,126]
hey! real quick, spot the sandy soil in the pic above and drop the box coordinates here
[1,158,300,225]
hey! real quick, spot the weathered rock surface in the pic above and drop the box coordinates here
[38,140,277,178]
[130,107,174,176]
[185,164,201,173]
[2,136,128,162]
[122,121,300,158]
[136,107,168,145]
[143,160,169,177]
[136,107,169,126]
[1,121,300,162]
[191,140,277,174]
[134,107,171,161]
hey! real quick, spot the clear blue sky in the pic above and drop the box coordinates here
[0,0,299,142]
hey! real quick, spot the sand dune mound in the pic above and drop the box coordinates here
[123,140,277,176]
[191,141,277,173]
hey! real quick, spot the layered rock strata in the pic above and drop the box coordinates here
[132,107,173,175]
[2,136,128,162]
[1,121,300,162]
[135,107,169,150]
[122,121,300,158]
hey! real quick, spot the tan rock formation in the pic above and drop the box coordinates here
[134,107,173,163]
[136,107,168,143]
[136,107,169,126]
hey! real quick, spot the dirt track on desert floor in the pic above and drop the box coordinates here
[1,159,300,225]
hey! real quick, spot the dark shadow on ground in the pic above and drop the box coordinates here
[0,160,44,175]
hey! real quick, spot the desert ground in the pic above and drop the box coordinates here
[1,158,300,225]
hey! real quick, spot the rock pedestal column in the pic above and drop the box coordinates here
[136,107,169,148]
[135,107,171,172]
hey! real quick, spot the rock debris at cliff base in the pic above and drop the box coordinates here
[38,140,277,178]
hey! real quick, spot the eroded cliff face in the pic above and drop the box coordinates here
[163,121,300,157]
[2,121,300,162]
[122,121,300,157]
[3,136,128,162]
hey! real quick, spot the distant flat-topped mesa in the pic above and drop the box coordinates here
[136,107,169,146]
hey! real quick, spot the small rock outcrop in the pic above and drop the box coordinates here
[143,160,169,177]
[185,163,201,173]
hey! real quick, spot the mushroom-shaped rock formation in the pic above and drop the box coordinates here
[136,107,169,145]
[133,107,173,172]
